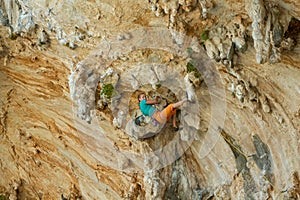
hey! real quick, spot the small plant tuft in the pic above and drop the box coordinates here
[187,47,193,56]
[0,194,6,200]
[187,62,197,73]
[200,30,209,41]
[101,83,114,98]
[186,62,201,78]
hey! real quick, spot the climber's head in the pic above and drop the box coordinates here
[138,93,146,102]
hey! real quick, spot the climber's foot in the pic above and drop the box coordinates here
[186,92,195,103]
[173,126,183,132]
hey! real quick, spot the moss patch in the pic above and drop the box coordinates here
[186,62,201,78]
[200,30,209,41]
[187,47,194,56]
[0,195,6,200]
[187,62,196,73]
[101,83,114,98]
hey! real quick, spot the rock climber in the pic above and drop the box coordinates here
[137,92,187,131]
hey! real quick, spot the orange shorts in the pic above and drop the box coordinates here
[152,104,176,124]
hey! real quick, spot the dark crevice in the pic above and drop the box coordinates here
[251,134,273,182]
[288,172,300,199]
[220,128,257,200]
[284,17,300,43]
[164,155,207,200]
[164,159,182,200]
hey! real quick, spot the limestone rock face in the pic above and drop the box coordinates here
[0,0,300,199]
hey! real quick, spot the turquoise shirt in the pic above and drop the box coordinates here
[139,99,156,116]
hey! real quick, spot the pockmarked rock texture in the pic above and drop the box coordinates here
[1,0,300,199]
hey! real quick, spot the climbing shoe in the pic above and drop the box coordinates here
[173,126,179,132]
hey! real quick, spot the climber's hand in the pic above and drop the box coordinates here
[156,96,161,104]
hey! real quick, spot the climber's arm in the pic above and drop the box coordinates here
[146,99,158,105]
[146,96,161,105]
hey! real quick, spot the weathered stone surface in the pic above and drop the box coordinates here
[0,0,300,199]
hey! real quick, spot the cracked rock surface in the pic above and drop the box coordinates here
[0,0,300,199]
